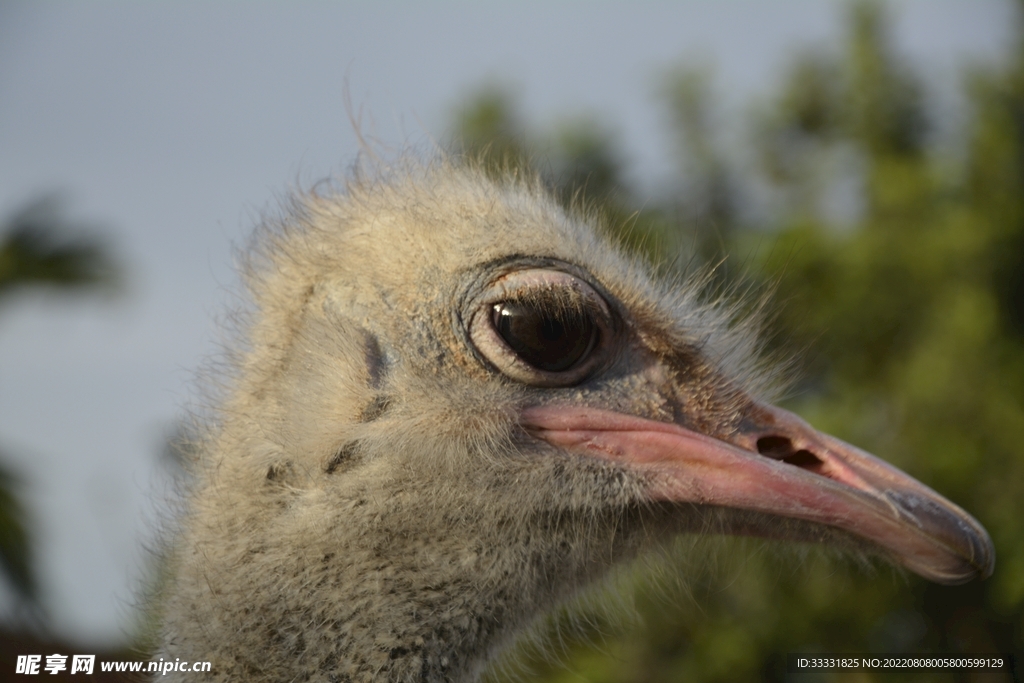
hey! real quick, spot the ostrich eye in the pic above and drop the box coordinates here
[469,268,613,387]
[491,301,598,372]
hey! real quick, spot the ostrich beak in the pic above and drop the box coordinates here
[520,404,994,585]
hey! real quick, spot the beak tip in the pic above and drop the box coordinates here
[921,504,996,584]
[973,531,997,581]
[906,528,995,585]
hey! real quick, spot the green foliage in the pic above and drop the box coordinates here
[455,2,1024,680]
[0,195,119,301]
[451,86,531,179]
[0,197,120,613]
[0,459,35,606]
[449,85,678,268]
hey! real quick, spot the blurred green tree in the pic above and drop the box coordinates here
[0,195,119,617]
[453,2,1023,681]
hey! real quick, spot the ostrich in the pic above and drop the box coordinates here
[158,158,993,682]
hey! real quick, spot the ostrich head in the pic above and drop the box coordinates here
[159,159,993,682]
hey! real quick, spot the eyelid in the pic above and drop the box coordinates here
[486,270,611,316]
[490,269,581,294]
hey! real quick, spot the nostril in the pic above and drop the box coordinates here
[783,449,827,475]
[782,448,823,471]
[757,435,793,459]
[757,437,828,476]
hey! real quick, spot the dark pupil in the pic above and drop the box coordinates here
[491,302,597,372]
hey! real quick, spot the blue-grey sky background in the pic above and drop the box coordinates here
[0,0,1016,648]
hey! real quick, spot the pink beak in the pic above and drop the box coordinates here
[520,404,994,585]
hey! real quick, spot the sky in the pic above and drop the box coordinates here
[0,0,1017,648]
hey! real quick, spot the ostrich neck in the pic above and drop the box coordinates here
[162,462,649,683]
